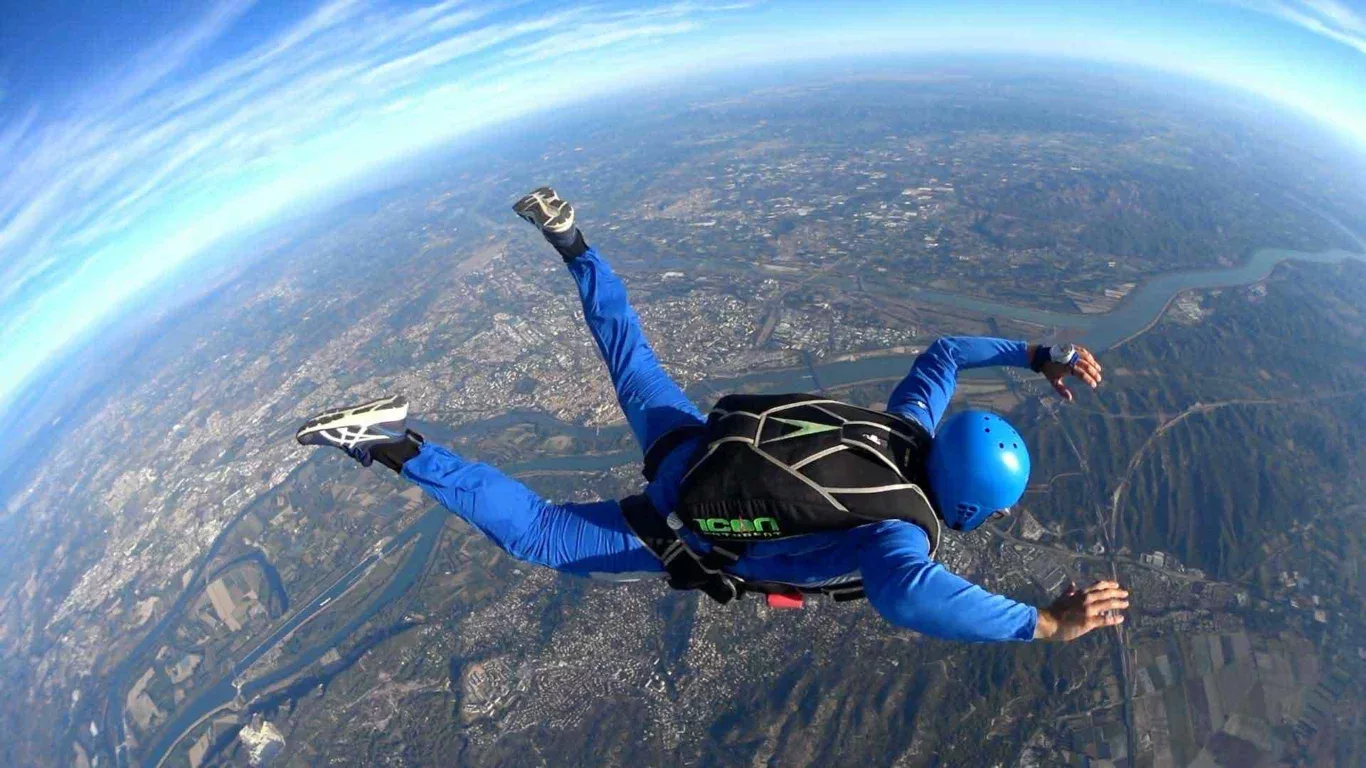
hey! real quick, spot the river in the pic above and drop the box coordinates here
[122,244,1361,766]
[141,510,447,767]
[479,245,1366,474]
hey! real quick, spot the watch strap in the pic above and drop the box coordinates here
[1029,345,1050,373]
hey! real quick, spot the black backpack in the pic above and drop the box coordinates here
[627,393,943,604]
[632,392,943,602]
[667,393,942,556]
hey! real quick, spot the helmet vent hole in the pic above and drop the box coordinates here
[985,428,990,433]
[998,442,1004,449]
[1013,443,1018,448]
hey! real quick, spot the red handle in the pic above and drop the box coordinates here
[766,592,805,609]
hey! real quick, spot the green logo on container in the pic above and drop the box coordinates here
[697,517,780,536]
[766,417,841,443]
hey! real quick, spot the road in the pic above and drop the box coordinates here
[1089,384,1366,764]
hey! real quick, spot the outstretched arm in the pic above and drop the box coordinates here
[858,522,1037,642]
[886,337,1104,431]
[858,523,1129,642]
[886,337,1031,432]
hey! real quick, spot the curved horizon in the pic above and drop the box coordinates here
[3,0,1366,418]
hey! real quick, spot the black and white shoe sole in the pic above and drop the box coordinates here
[513,187,575,234]
[296,396,409,449]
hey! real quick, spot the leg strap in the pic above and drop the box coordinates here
[617,497,865,604]
[619,495,744,605]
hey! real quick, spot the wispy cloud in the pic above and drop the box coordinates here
[99,0,262,109]
[0,0,757,409]
[1225,0,1366,54]
[4,0,1363,417]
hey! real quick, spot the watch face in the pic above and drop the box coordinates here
[1053,344,1078,364]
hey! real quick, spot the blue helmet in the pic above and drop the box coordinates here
[926,410,1031,531]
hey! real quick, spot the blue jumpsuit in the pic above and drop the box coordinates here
[402,248,1039,642]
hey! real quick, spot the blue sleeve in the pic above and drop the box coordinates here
[886,337,1031,431]
[858,522,1037,643]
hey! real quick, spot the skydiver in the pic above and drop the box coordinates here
[295,187,1127,644]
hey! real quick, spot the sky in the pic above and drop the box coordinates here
[2,0,1366,418]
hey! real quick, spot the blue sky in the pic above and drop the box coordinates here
[2,0,1366,417]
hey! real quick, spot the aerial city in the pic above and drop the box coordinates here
[1,1,1364,766]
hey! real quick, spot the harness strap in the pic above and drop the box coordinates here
[822,584,867,602]
[620,495,742,604]
[619,495,866,605]
[741,579,867,602]
[694,534,744,572]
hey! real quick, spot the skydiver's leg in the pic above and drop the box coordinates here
[513,186,703,490]
[297,396,663,576]
[565,245,705,452]
[401,441,665,579]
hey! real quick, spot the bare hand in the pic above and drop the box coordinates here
[1041,345,1102,401]
[1035,580,1129,642]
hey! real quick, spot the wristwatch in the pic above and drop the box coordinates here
[1031,343,1079,371]
[1051,343,1079,366]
